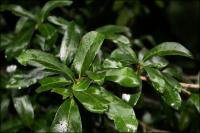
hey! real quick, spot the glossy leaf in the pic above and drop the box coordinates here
[0,4,35,19]
[72,31,105,75]
[59,22,80,64]
[105,67,141,88]
[96,25,130,37]
[6,68,51,89]
[163,74,182,92]
[101,88,138,132]
[108,34,131,46]
[143,42,193,61]
[13,95,34,127]
[161,84,182,110]
[15,17,28,33]
[5,24,34,59]
[17,49,75,81]
[143,56,168,69]
[38,23,58,47]
[38,1,73,23]
[110,47,137,65]
[144,67,166,93]
[36,76,72,93]
[103,58,123,69]
[48,16,69,27]
[72,78,91,91]
[51,87,71,99]
[51,98,82,132]
[86,71,105,85]
[122,92,141,106]
[74,86,108,113]
[189,94,200,113]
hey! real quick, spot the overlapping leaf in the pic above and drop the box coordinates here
[143,42,193,61]
[51,98,82,132]
[17,49,75,81]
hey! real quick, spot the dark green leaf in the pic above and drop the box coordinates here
[0,118,23,132]
[96,25,131,37]
[0,4,35,19]
[48,16,69,27]
[108,34,131,46]
[86,71,105,85]
[51,98,82,132]
[103,58,123,69]
[38,23,58,48]
[189,94,200,113]
[101,88,138,132]
[13,95,34,127]
[72,31,104,75]
[36,76,72,93]
[59,22,80,64]
[38,1,73,23]
[163,74,182,92]
[105,67,141,88]
[143,56,168,69]
[122,92,141,106]
[72,78,91,91]
[51,87,71,99]
[143,42,193,62]
[0,98,10,120]
[17,49,75,81]
[5,24,34,59]
[110,47,137,65]
[15,17,28,33]
[161,85,182,110]
[144,67,166,93]
[74,86,108,113]
[6,68,51,89]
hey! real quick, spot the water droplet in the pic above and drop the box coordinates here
[122,93,131,101]
[5,55,7,58]
[18,86,22,89]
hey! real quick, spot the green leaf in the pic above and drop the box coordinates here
[161,84,182,110]
[36,76,72,93]
[51,87,71,99]
[110,47,137,65]
[51,98,82,132]
[48,16,69,27]
[0,98,10,120]
[86,71,105,85]
[108,34,131,46]
[38,1,73,23]
[0,118,23,132]
[103,58,123,69]
[96,25,130,37]
[101,88,138,132]
[105,67,141,88]
[72,78,91,91]
[189,94,200,113]
[17,49,75,81]
[6,68,51,89]
[163,74,182,93]
[0,4,35,19]
[59,22,80,64]
[143,56,168,69]
[122,92,141,107]
[15,17,28,33]
[144,67,166,93]
[5,24,34,59]
[143,42,193,62]
[72,31,105,75]
[74,86,108,113]
[13,95,34,127]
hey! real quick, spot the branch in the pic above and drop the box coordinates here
[140,76,200,89]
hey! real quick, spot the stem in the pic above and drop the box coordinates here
[140,76,200,89]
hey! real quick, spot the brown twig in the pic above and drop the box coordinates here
[140,76,200,89]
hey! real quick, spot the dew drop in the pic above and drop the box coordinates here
[18,86,22,89]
